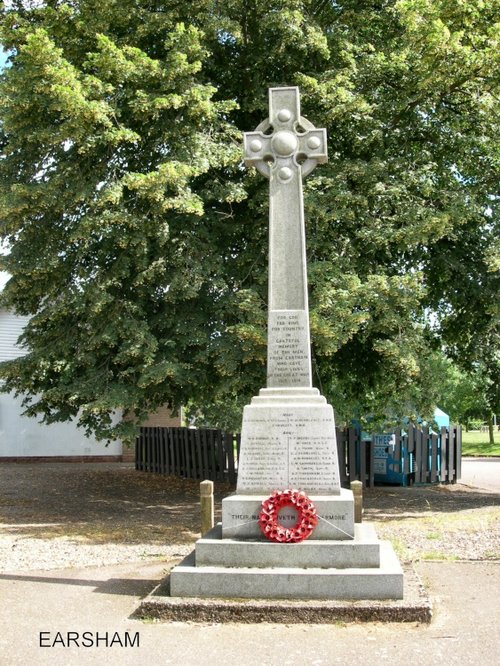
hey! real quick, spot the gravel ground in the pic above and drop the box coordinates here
[0,463,498,572]
[364,484,499,562]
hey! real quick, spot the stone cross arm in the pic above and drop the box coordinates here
[243,87,327,180]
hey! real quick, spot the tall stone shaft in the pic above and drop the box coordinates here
[244,87,327,389]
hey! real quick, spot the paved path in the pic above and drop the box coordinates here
[0,560,498,665]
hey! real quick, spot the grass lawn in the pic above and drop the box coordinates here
[462,429,500,457]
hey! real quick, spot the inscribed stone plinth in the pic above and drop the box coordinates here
[236,389,340,495]
[222,490,354,540]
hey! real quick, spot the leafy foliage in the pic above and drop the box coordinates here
[1,1,498,439]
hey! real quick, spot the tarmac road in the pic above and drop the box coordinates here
[460,458,500,493]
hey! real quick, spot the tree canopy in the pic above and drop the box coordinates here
[1,0,498,440]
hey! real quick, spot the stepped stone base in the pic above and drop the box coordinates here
[169,522,404,600]
[222,490,354,540]
[137,563,430,624]
[198,523,380,568]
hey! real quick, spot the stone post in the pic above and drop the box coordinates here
[200,480,214,535]
[351,480,363,523]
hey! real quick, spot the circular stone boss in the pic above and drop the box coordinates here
[277,108,292,122]
[271,130,298,157]
[249,138,263,152]
[278,167,293,181]
[307,135,321,150]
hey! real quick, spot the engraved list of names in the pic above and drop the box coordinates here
[237,405,340,494]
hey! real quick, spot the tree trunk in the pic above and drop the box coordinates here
[487,412,494,447]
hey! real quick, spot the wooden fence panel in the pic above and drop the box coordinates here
[200,429,209,479]
[335,428,347,487]
[455,426,462,482]
[415,427,423,483]
[170,428,177,475]
[449,426,456,484]
[424,427,431,483]
[225,433,237,485]
[155,427,161,473]
[367,438,375,487]
[194,429,203,480]
[182,428,189,477]
[359,438,366,487]
[145,428,152,472]
[150,427,156,473]
[440,426,448,482]
[179,428,186,476]
[430,432,438,483]
[209,429,217,480]
[348,428,357,484]
[393,428,402,474]
[135,430,143,470]
[188,427,197,478]
[448,428,455,481]
[142,430,147,471]
[405,426,414,475]
[166,428,173,475]
[169,428,177,476]
[216,430,225,482]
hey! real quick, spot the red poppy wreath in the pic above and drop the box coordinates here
[258,489,319,543]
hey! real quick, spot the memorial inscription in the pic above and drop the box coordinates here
[267,310,311,386]
[237,405,340,494]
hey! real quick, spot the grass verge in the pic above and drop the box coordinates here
[461,430,500,456]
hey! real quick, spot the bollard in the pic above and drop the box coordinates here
[200,480,214,536]
[350,480,363,523]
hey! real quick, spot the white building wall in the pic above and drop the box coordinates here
[0,308,122,458]
[0,309,30,362]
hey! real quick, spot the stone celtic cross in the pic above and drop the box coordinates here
[244,87,327,389]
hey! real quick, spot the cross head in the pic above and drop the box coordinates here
[244,87,327,181]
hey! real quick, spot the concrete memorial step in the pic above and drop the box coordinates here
[170,540,403,601]
[194,523,381,568]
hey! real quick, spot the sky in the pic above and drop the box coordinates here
[0,48,8,70]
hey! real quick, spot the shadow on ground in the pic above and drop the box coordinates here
[0,463,233,545]
[364,484,499,521]
[0,570,166,596]
[0,462,498,545]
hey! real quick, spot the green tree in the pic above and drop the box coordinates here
[426,221,499,443]
[0,1,243,440]
[1,1,498,440]
[426,353,490,429]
